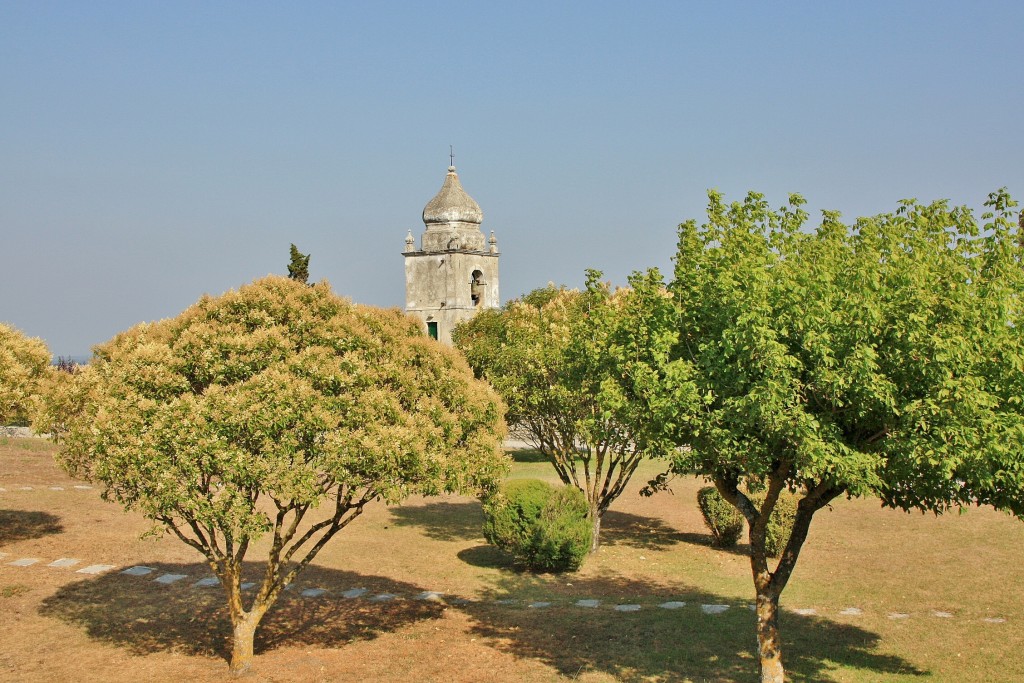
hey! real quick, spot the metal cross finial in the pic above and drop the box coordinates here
[449,145,454,167]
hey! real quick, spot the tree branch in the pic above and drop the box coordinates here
[770,482,844,593]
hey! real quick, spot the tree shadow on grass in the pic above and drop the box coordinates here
[38,561,444,665]
[38,557,928,681]
[0,509,63,545]
[600,510,688,550]
[388,500,485,542]
[508,448,548,463]
[671,530,755,557]
[463,573,926,683]
[458,544,514,569]
[389,501,694,553]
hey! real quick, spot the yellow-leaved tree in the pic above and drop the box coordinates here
[36,276,508,674]
[0,322,51,427]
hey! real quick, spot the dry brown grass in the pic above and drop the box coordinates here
[2,437,1023,682]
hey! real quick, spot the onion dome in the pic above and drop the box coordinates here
[422,166,483,225]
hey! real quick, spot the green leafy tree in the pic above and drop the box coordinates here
[654,189,1024,682]
[0,322,50,426]
[454,272,687,551]
[287,243,310,283]
[42,276,507,674]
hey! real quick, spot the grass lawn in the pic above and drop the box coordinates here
[1,437,1022,681]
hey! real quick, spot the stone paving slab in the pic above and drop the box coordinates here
[47,558,81,568]
[154,573,188,584]
[122,566,155,576]
[8,558,40,567]
[9,554,1005,626]
[701,604,729,615]
[415,591,444,601]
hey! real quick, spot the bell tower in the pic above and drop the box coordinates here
[404,164,500,344]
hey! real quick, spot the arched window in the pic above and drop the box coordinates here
[470,270,485,307]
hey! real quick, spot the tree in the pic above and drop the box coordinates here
[41,276,507,674]
[453,272,686,551]
[287,244,310,283]
[653,189,1024,682]
[0,322,50,426]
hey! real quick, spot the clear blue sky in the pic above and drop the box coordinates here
[2,1,1022,357]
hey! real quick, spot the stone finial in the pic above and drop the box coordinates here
[404,229,416,253]
[489,230,498,254]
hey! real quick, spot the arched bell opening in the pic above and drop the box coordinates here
[470,270,485,307]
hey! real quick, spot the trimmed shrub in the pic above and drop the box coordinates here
[696,486,799,556]
[483,479,591,572]
[483,479,550,553]
[750,491,799,557]
[697,486,744,547]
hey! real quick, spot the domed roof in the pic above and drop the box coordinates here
[422,166,483,225]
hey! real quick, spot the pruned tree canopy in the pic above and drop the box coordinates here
[0,322,50,425]
[41,275,507,673]
[656,188,1024,682]
[453,271,689,551]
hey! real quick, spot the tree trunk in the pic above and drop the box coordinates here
[755,586,784,682]
[229,614,258,674]
[589,504,602,553]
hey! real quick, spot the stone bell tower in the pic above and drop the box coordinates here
[403,165,500,344]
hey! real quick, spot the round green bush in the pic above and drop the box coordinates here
[750,491,798,557]
[697,486,744,547]
[696,484,799,557]
[482,478,592,572]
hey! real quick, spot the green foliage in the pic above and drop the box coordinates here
[482,478,591,571]
[41,275,508,672]
[287,243,310,283]
[483,479,550,549]
[454,272,693,550]
[696,486,743,547]
[748,491,797,557]
[669,188,1024,519]
[624,187,1023,679]
[0,323,51,425]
